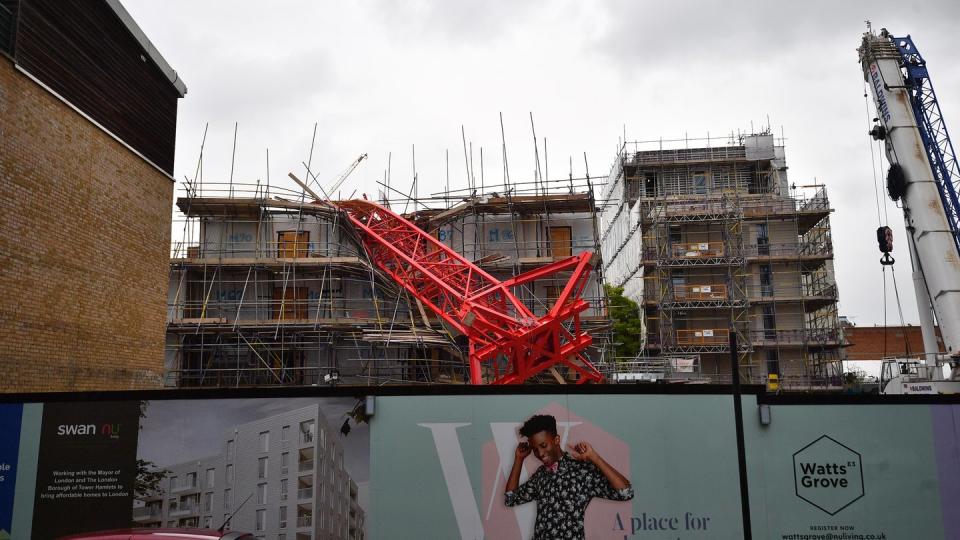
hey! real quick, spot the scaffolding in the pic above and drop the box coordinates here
[166,168,613,387]
[600,132,845,388]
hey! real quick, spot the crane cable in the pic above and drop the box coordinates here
[864,79,912,359]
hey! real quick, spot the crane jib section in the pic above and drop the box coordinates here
[334,199,603,385]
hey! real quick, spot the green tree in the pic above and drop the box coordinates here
[135,401,169,498]
[135,459,169,498]
[604,284,643,359]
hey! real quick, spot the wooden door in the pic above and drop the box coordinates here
[273,287,308,320]
[278,231,309,258]
[545,285,561,313]
[548,226,572,258]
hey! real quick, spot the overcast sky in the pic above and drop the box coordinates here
[123,0,960,328]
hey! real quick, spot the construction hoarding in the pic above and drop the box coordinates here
[0,390,958,539]
[369,393,960,539]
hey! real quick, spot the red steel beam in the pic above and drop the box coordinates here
[333,199,603,385]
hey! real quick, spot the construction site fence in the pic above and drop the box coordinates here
[599,361,843,389]
[166,364,469,388]
[165,362,844,389]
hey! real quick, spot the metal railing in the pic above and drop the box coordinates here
[675,328,729,345]
[176,181,314,202]
[169,367,328,388]
[627,145,748,165]
[297,515,313,528]
[172,240,366,261]
[298,487,313,500]
[133,506,162,520]
[673,283,728,301]
[170,478,198,493]
[748,329,842,344]
[600,356,705,382]
[745,283,839,299]
[642,240,832,262]
[744,242,832,258]
[671,242,726,258]
[169,503,199,517]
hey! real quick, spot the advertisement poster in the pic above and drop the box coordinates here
[743,399,960,539]
[369,394,744,539]
[31,401,140,539]
[1,397,370,540]
[0,404,23,540]
[2,391,960,539]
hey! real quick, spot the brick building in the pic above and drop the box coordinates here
[844,325,944,362]
[0,0,186,391]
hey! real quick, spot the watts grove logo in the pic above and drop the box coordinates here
[793,435,864,515]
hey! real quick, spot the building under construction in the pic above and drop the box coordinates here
[600,132,844,387]
[165,171,612,387]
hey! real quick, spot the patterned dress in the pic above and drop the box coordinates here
[504,452,633,540]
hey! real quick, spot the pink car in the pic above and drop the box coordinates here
[58,529,255,540]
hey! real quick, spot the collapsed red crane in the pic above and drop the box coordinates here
[334,199,603,385]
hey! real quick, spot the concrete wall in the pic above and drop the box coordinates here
[0,58,172,392]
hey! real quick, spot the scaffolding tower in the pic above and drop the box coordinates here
[600,132,845,388]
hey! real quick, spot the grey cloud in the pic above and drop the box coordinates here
[591,0,957,68]
[368,0,546,43]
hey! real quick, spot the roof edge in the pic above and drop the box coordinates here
[105,0,187,97]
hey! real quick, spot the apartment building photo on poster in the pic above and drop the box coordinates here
[135,398,368,540]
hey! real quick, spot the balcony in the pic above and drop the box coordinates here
[299,460,314,472]
[747,283,838,311]
[169,503,199,517]
[744,242,833,262]
[672,242,725,259]
[642,242,740,267]
[298,487,313,500]
[300,431,314,445]
[675,328,728,346]
[656,283,745,309]
[297,515,313,528]
[170,480,198,494]
[132,506,162,521]
[749,329,842,347]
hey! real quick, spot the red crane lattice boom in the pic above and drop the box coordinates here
[334,199,603,384]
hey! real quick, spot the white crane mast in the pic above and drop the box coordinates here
[859,29,960,382]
